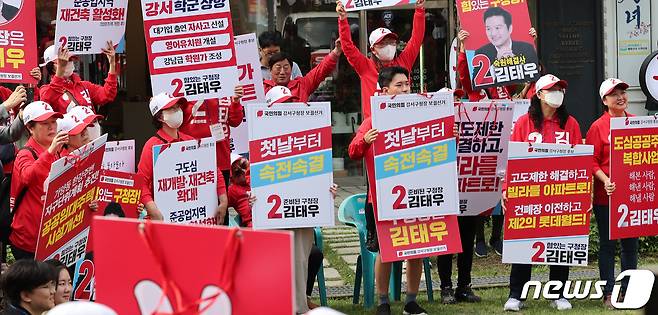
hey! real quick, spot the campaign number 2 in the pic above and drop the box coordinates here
[171,79,184,97]
[531,242,545,263]
[268,194,282,219]
[617,204,629,228]
[392,185,407,209]
[472,55,494,86]
[74,260,95,301]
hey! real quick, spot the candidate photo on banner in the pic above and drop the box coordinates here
[457,0,539,89]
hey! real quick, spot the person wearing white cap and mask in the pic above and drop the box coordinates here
[502,74,581,312]
[68,105,104,141]
[136,93,227,222]
[336,0,425,118]
[586,78,636,309]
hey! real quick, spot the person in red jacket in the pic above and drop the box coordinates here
[137,93,227,223]
[39,42,117,114]
[502,74,581,312]
[586,78,636,309]
[263,39,341,102]
[336,0,425,118]
[8,101,66,260]
[348,66,427,315]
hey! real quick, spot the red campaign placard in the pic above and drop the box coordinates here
[610,118,658,240]
[94,217,294,314]
[376,215,462,263]
[456,0,539,89]
[0,0,37,84]
[96,169,143,219]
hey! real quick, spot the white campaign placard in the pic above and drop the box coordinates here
[455,101,513,215]
[102,140,135,173]
[247,102,335,229]
[229,33,266,156]
[370,93,459,220]
[153,137,218,225]
[55,0,128,54]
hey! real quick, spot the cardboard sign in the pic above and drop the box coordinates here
[153,137,218,225]
[140,0,238,101]
[35,135,108,264]
[370,93,459,220]
[344,0,417,11]
[102,140,135,173]
[455,101,513,215]
[376,215,462,263]
[0,0,37,84]
[503,142,593,266]
[247,102,335,229]
[94,217,294,314]
[229,33,265,156]
[610,116,658,239]
[457,0,539,89]
[55,0,128,54]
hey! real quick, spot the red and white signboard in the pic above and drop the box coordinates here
[610,116,658,239]
[455,101,513,216]
[102,140,135,173]
[247,102,335,229]
[140,0,238,101]
[229,33,265,156]
[503,142,593,266]
[0,0,37,84]
[94,217,294,314]
[96,169,143,219]
[34,134,107,265]
[153,137,218,225]
[370,93,459,220]
[377,215,462,263]
[344,0,417,11]
[55,0,128,54]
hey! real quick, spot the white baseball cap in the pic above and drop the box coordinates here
[149,93,187,116]
[57,113,89,135]
[535,74,568,96]
[599,78,629,99]
[48,301,117,315]
[265,86,294,105]
[23,101,63,124]
[230,153,242,165]
[69,106,103,124]
[369,28,398,48]
[439,87,466,99]
[40,45,57,67]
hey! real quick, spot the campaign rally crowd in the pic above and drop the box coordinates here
[0,0,656,314]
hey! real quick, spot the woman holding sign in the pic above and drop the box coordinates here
[137,93,227,223]
[502,74,581,312]
[586,78,637,309]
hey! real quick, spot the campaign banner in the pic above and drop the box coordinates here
[153,137,218,225]
[140,0,237,101]
[610,116,658,240]
[457,0,539,89]
[0,0,37,84]
[94,217,294,314]
[247,102,335,229]
[344,0,417,11]
[96,169,142,219]
[370,93,458,220]
[503,142,593,266]
[72,257,95,301]
[55,0,128,54]
[102,139,135,173]
[34,134,108,264]
[229,33,265,156]
[455,101,513,216]
[377,215,462,263]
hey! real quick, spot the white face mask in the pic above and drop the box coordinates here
[543,90,565,108]
[375,44,396,62]
[162,108,183,129]
[87,122,101,140]
[63,62,75,77]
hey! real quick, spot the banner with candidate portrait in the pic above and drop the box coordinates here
[0,0,37,84]
[152,137,219,225]
[457,0,539,89]
[344,0,417,11]
[370,93,459,221]
[55,0,128,54]
[34,134,108,264]
[455,101,513,216]
[503,142,593,266]
[610,116,658,240]
[247,102,335,230]
[140,0,238,101]
[229,33,265,156]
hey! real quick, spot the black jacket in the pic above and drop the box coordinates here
[1,3,18,22]
[475,40,538,64]
[0,304,31,315]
